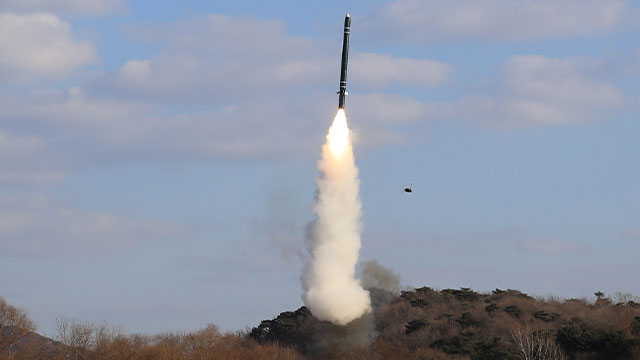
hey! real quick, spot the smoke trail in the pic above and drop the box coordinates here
[302,109,371,325]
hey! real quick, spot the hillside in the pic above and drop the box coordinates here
[250,287,640,359]
[0,326,65,358]
[2,288,640,359]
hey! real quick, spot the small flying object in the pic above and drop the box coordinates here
[337,13,351,109]
[404,184,413,193]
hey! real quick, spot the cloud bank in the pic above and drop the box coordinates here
[0,0,125,16]
[0,13,96,82]
[362,0,632,43]
[0,194,183,257]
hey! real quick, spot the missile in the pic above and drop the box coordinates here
[338,13,351,109]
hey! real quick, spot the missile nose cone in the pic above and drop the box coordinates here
[346,13,350,18]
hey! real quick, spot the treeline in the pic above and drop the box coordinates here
[2,288,640,359]
[370,287,640,360]
[0,297,296,360]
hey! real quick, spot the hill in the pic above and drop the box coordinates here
[250,287,640,359]
[0,326,65,358]
[2,288,640,359]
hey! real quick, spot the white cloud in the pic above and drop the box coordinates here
[350,93,435,124]
[117,59,152,86]
[0,88,150,139]
[97,14,451,104]
[350,52,451,89]
[0,131,45,158]
[0,85,426,168]
[0,13,97,82]
[0,87,331,163]
[85,50,619,162]
[343,54,626,128]
[49,13,450,156]
[340,54,626,130]
[0,0,125,16]
[0,89,149,182]
[101,51,326,104]
[131,13,312,57]
[7,54,619,171]
[105,51,450,103]
[503,56,623,106]
[0,194,184,257]
[499,56,623,125]
[363,0,631,43]
[445,55,625,126]
[109,13,324,100]
[346,93,438,148]
[0,131,65,185]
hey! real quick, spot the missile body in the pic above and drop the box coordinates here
[338,14,351,109]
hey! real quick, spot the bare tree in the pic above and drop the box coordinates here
[93,321,125,360]
[0,297,36,358]
[0,298,35,331]
[512,324,567,360]
[56,317,96,360]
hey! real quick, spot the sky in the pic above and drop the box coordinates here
[0,0,639,337]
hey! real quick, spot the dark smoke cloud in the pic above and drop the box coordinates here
[306,312,376,357]
[361,259,402,293]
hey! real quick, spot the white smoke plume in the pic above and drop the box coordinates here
[302,109,371,325]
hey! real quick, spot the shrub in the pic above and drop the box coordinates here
[504,305,523,318]
[456,313,481,328]
[442,288,480,302]
[484,304,499,314]
[533,310,557,322]
[432,332,514,360]
[631,316,640,336]
[405,319,428,335]
[556,319,636,358]
[410,299,428,308]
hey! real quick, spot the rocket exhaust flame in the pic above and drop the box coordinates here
[301,109,371,325]
[327,109,349,156]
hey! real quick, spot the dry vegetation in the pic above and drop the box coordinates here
[2,288,640,360]
[0,297,296,360]
[367,287,640,359]
[249,287,640,359]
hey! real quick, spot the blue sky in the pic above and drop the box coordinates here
[0,0,639,336]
